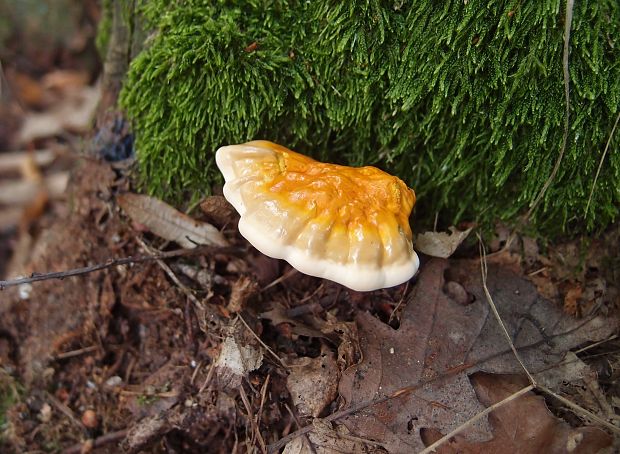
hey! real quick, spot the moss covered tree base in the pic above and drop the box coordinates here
[120,0,619,235]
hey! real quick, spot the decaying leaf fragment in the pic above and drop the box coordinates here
[287,348,340,417]
[338,259,615,453]
[414,226,472,258]
[118,192,228,248]
[213,335,263,391]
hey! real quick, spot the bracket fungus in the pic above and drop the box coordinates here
[215,141,419,291]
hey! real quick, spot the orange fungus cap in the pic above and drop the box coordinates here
[215,141,419,291]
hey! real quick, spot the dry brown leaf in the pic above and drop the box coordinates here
[563,282,583,316]
[338,259,615,453]
[415,226,472,258]
[199,195,239,228]
[17,83,100,144]
[0,148,62,174]
[420,373,612,454]
[0,172,68,206]
[287,347,340,417]
[213,336,263,391]
[41,69,89,91]
[226,275,259,313]
[118,193,228,248]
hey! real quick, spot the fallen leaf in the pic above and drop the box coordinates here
[0,148,62,174]
[287,347,340,417]
[415,226,472,258]
[338,259,616,453]
[17,83,100,144]
[563,282,583,316]
[199,195,239,228]
[118,192,228,248]
[227,275,259,313]
[41,69,89,92]
[420,373,612,454]
[0,172,68,206]
[213,336,263,391]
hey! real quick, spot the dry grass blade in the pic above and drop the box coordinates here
[136,238,201,306]
[418,384,535,454]
[238,314,288,369]
[537,384,620,436]
[585,111,620,218]
[478,234,536,385]
[239,385,267,454]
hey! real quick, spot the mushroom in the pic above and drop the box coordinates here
[215,140,419,291]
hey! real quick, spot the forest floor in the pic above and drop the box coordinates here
[0,3,619,453]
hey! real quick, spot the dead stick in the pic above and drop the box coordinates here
[0,245,240,290]
[65,429,129,454]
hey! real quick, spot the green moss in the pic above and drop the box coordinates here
[120,0,620,235]
[0,371,21,438]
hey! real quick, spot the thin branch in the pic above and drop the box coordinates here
[239,385,268,454]
[478,235,537,385]
[135,238,201,306]
[283,403,318,454]
[537,384,620,435]
[65,429,129,454]
[0,245,239,290]
[418,384,535,454]
[238,314,288,369]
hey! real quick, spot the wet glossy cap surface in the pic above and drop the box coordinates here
[216,140,419,291]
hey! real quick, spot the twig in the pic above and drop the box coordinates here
[585,111,620,218]
[239,385,267,454]
[53,345,99,360]
[65,429,129,454]
[418,384,535,454]
[261,267,298,292]
[389,281,409,323]
[135,238,200,306]
[537,384,620,435]
[283,403,317,454]
[0,245,235,290]
[198,363,216,394]
[237,314,288,369]
[478,235,537,385]
[256,374,271,432]
[45,391,84,431]
[573,335,617,355]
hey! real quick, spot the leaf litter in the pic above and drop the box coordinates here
[337,259,615,453]
[0,155,618,453]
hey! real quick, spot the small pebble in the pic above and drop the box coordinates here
[105,375,123,388]
[18,283,32,300]
[38,403,52,423]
